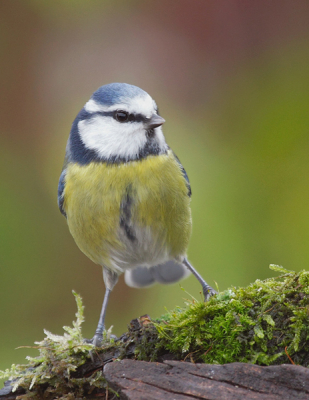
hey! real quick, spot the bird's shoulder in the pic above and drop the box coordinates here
[58,169,67,217]
[170,150,191,197]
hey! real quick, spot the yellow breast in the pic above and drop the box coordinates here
[63,150,192,270]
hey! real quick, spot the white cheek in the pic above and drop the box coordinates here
[78,117,147,160]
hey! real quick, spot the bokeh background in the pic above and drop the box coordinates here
[1,0,309,382]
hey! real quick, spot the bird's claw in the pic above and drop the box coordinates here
[83,334,103,348]
[83,332,118,348]
[203,286,217,302]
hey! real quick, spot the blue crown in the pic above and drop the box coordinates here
[91,83,147,106]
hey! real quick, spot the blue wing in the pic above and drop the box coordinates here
[172,152,191,197]
[58,169,67,217]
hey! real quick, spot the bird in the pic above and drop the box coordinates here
[58,83,216,347]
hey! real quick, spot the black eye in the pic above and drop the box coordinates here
[114,110,129,123]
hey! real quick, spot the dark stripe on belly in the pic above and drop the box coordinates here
[120,188,137,242]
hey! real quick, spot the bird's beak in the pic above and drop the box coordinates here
[144,114,165,129]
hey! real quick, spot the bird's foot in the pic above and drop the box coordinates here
[84,332,117,348]
[93,334,104,348]
[83,335,103,363]
[83,334,103,348]
[203,285,217,302]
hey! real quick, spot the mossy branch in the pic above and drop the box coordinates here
[1,265,309,399]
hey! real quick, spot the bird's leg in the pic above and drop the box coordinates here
[91,267,119,347]
[182,257,217,301]
[92,287,112,347]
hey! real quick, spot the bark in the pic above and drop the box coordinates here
[104,359,309,400]
[1,359,309,400]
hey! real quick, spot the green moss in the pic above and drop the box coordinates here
[2,266,309,398]
[156,265,309,365]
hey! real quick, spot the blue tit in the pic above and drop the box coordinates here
[58,83,216,346]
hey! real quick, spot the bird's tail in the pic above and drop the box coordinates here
[124,260,191,288]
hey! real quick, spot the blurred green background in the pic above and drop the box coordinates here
[1,0,309,383]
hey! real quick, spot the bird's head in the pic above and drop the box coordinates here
[68,83,167,164]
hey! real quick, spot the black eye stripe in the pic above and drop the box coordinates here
[88,111,149,124]
[131,114,147,123]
